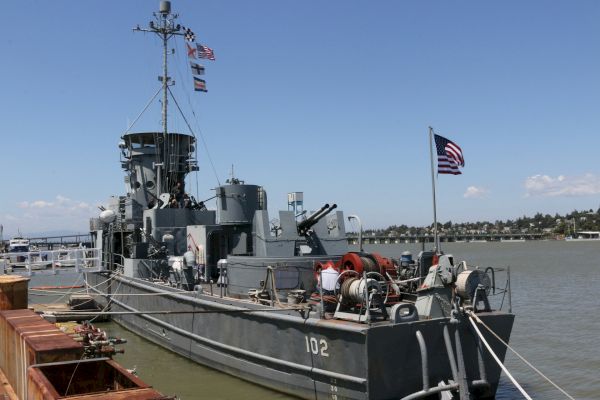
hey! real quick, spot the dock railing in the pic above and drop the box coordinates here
[477,265,512,313]
[0,247,103,276]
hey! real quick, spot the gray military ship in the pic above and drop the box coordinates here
[87,2,515,399]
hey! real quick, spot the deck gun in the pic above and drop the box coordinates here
[297,203,337,236]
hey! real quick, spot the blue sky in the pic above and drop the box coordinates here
[1,0,599,235]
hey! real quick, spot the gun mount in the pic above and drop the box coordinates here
[297,203,337,236]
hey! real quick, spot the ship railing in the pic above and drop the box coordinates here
[0,247,103,276]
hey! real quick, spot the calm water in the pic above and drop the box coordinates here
[95,241,599,399]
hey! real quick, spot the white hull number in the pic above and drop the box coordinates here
[305,336,329,357]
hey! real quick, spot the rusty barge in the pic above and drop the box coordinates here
[0,275,173,400]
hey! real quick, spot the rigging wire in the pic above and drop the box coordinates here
[123,86,164,134]
[168,85,221,186]
[171,39,197,198]
[172,37,221,188]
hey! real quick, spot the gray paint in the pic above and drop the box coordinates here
[87,273,514,399]
[217,184,265,225]
[91,147,514,399]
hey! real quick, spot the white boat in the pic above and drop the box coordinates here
[565,231,600,241]
[4,237,46,270]
[8,237,29,253]
[6,237,30,265]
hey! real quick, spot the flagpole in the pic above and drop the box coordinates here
[428,126,439,253]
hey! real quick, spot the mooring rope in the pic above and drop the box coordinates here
[468,311,576,400]
[43,307,309,316]
[29,273,121,304]
[28,274,86,308]
[87,274,125,323]
[466,314,532,399]
[30,289,187,296]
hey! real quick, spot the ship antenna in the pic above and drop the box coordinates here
[133,1,184,194]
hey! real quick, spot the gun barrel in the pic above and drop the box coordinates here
[298,204,328,230]
[305,204,329,223]
[298,203,338,235]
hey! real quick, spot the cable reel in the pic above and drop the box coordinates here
[334,270,389,308]
[456,269,492,311]
[340,252,396,277]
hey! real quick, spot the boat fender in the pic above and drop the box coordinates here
[389,303,418,323]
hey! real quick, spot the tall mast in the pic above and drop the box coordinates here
[161,10,169,138]
[428,127,440,252]
[133,1,183,194]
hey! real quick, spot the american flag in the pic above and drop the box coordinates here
[197,44,215,60]
[434,134,464,175]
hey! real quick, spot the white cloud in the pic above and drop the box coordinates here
[524,173,600,197]
[464,186,488,199]
[56,195,71,205]
[31,200,54,208]
[3,195,97,235]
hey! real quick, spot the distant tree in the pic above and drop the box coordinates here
[370,205,600,236]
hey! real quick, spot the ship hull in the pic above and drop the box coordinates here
[87,272,514,400]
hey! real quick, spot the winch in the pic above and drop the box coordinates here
[456,268,492,311]
[313,251,398,322]
[339,251,396,277]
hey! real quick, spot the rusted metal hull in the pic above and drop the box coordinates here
[0,309,171,399]
[0,276,29,311]
[27,358,170,400]
[0,309,84,399]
